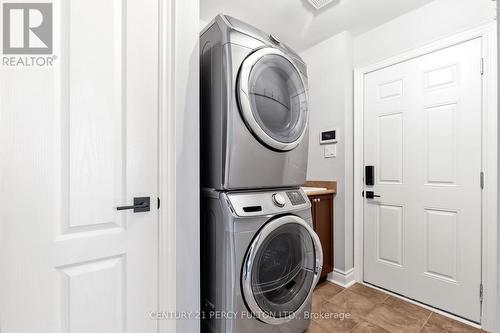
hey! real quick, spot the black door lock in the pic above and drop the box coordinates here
[365,166,374,186]
[365,191,381,199]
[117,197,151,212]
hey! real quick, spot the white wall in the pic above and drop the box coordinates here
[302,0,496,277]
[301,31,354,273]
[200,19,208,31]
[354,0,496,67]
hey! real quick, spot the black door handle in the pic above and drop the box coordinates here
[365,191,381,199]
[117,197,150,212]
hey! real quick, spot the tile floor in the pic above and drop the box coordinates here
[308,282,486,333]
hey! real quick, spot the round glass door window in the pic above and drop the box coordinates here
[238,48,308,151]
[242,216,322,324]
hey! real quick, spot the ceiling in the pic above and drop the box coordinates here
[201,0,436,52]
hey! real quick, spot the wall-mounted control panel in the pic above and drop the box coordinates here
[320,128,338,144]
[324,144,336,158]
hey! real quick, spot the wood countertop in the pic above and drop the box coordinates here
[302,181,337,197]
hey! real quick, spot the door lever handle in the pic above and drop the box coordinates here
[117,197,151,212]
[365,191,381,199]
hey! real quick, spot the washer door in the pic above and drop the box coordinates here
[237,48,308,151]
[242,215,323,325]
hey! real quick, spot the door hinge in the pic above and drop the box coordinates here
[480,58,485,75]
[480,284,484,302]
[480,172,484,190]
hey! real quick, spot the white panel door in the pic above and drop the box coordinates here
[363,38,482,322]
[0,0,159,332]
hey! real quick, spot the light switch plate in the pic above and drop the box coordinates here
[324,144,336,158]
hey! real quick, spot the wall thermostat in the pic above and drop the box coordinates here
[319,129,338,144]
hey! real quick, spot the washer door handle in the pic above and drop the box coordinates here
[311,229,323,277]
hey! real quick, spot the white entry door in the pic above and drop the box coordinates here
[363,38,482,322]
[0,0,159,332]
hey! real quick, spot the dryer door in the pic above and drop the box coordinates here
[238,48,308,151]
[242,215,322,325]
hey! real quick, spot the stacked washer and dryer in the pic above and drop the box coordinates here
[200,15,323,333]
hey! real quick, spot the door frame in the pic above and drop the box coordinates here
[158,0,200,333]
[353,23,497,331]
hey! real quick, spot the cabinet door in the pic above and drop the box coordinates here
[313,195,334,278]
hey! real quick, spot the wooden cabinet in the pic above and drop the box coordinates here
[310,194,334,280]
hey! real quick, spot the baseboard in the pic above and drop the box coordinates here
[327,268,356,288]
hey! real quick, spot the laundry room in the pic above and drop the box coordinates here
[0,0,498,332]
[200,0,497,332]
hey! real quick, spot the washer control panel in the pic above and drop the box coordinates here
[226,188,310,217]
[272,193,286,207]
[286,190,307,206]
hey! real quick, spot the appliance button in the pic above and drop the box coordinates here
[272,193,286,207]
[269,34,280,44]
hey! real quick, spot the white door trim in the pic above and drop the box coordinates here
[158,0,177,332]
[353,23,497,331]
[158,0,200,332]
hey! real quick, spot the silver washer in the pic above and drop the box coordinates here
[241,215,323,325]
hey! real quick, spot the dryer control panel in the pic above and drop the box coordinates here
[226,188,310,217]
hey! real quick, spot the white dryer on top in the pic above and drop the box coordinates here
[200,14,310,190]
